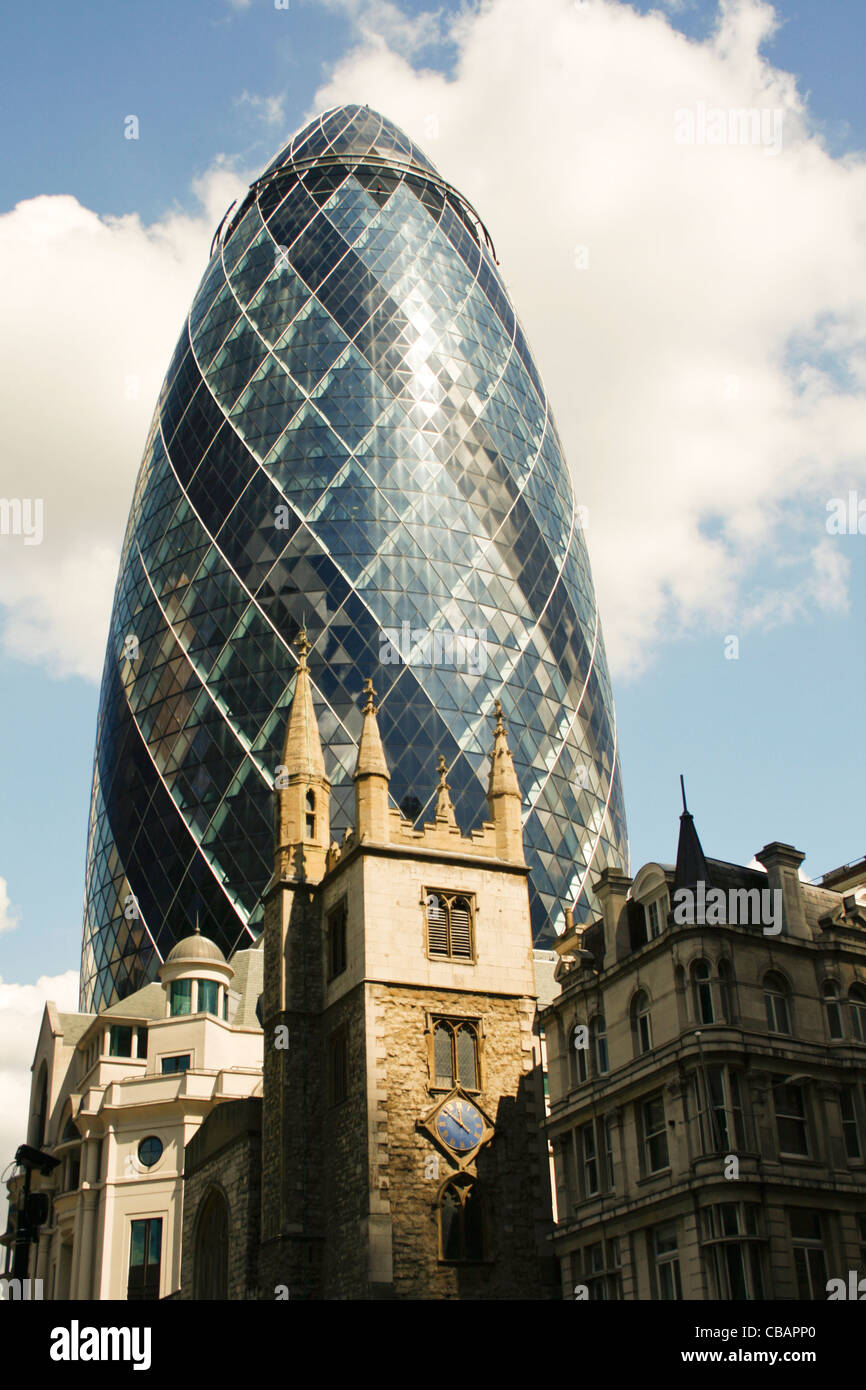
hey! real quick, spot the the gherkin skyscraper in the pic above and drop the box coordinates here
[81,104,627,1009]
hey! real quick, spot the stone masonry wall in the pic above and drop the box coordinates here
[376,982,557,1299]
[180,1097,262,1300]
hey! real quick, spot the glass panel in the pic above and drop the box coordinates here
[110,1026,133,1057]
[198,979,219,1015]
[130,1220,146,1268]
[456,1025,477,1089]
[434,1024,453,1087]
[170,979,192,1017]
[161,1054,191,1074]
[147,1219,162,1269]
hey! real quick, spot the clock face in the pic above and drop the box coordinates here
[435,1097,485,1153]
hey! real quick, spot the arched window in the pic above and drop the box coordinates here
[433,1020,478,1089]
[32,1062,48,1147]
[193,1187,229,1300]
[822,980,843,1039]
[425,892,474,959]
[717,959,732,1022]
[849,985,866,1043]
[438,1177,484,1262]
[591,1016,609,1075]
[692,960,714,1025]
[632,991,652,1055]
[763,972,791,1034]
[305,789,315,840]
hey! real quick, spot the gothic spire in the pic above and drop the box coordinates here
[353,677,390,781]
[280,623,326,780]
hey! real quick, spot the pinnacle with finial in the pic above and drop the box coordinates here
[280,621,326,779]
[353,675,389,780]
[434,753,457,825]
[487,695,521,800]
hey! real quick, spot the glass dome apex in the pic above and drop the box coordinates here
[261,103,440,181]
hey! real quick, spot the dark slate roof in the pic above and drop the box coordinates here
[674,811,711,890]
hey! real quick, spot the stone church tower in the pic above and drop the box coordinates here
[257,630,556,1299]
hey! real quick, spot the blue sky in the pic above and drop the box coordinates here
[0,0,864,992]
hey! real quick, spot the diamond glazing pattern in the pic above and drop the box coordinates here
[81,105,628,1009]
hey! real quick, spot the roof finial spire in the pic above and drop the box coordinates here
[362,676,377,715]
[680,773,688,814]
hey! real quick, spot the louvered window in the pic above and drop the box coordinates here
[425,891,475,960]
[450,899,472,957]
[427,894,449,955]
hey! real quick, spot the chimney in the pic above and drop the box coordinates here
[754,842,809,939]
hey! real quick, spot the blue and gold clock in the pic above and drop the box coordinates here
[435,1097,486,1154]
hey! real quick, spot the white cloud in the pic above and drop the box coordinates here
[235,90,287,127]
[0,971,80,1174]
[318,0,445,57]
[0,165,249,680]
[0,878,18,935]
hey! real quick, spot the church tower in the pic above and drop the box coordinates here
[259,673,557,1299]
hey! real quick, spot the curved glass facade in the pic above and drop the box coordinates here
[81,104,627,1009]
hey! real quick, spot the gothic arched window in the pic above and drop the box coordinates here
[432,1019,479,1089]
[305,789,316,840]
[193,1187,229,1300]
[438,1178,484,1262]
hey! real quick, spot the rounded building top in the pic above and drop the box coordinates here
[261,103,440,181]
[165,928,226,965]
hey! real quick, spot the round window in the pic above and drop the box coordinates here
[138,1135,163,1168]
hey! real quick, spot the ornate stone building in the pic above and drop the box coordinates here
[181,630,558,1299]
[2,935,262,1298]
[542,797,866,1300]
